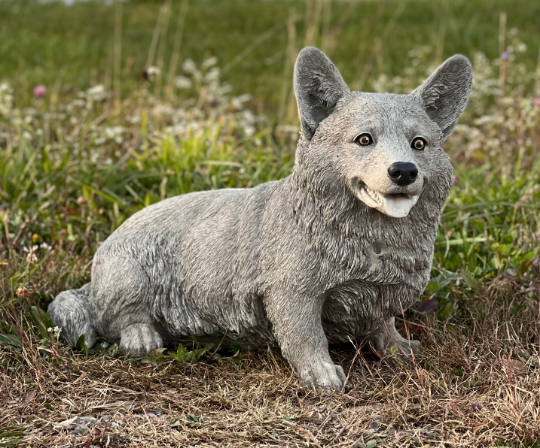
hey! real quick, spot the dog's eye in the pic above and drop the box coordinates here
[355,133,373,146]
[411,137,426,151]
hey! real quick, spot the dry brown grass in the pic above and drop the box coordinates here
[2,252,540,447]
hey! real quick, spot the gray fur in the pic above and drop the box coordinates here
[411,55,473,141]
[294,47,351,140]
[49,47,472,390]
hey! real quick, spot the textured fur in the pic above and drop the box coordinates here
[49,47,472,390]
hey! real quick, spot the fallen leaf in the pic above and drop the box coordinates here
[18,390,37,407]
[499,358,528,375]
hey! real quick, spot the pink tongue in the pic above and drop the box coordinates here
[376,195,418,218]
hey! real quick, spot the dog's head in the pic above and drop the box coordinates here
[294,47,472,218]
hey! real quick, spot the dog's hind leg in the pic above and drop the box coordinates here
[120,323,163,356]
[371,316,421,360]
[48,283,98,349]
[91,256,166,356]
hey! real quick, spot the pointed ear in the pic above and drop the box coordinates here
[411,55,473,141]
[294,47,350,140]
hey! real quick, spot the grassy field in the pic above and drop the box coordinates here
[1,0,540,111]
[1,0,540,446]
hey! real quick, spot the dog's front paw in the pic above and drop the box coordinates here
[298,359,346,391]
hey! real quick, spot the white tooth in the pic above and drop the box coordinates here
[356,184,419,218]
[358,186,380,209]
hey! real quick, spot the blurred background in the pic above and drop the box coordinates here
[1,0,539,116]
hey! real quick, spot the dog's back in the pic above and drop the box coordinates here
[89,182,280,347]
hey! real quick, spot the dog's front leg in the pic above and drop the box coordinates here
[266,293,345,391]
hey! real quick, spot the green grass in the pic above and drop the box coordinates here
[1,0,539,110]
[2,0,540,446]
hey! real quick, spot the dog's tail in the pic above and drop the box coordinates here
[48,283,97,349]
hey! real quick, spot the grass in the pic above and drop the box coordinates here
[2,0,540,446]
[1,0,540,111]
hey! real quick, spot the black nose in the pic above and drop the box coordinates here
[387,162,418,186]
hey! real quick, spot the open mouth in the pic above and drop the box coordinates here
[353,182,420,218]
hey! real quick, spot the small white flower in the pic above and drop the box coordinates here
[202,56,218,69]
[204,68,221,83]
[231,98,244,110]
[87,84,107,102]
[243,125,256,138]
[182,58,197,74]
[26,251,38,264]
[0,81,14,116]
[143,66,161,83]
[52,326,62,339]
[147,66,161,77]
[129,113,141,124]
[176,76,193,90]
